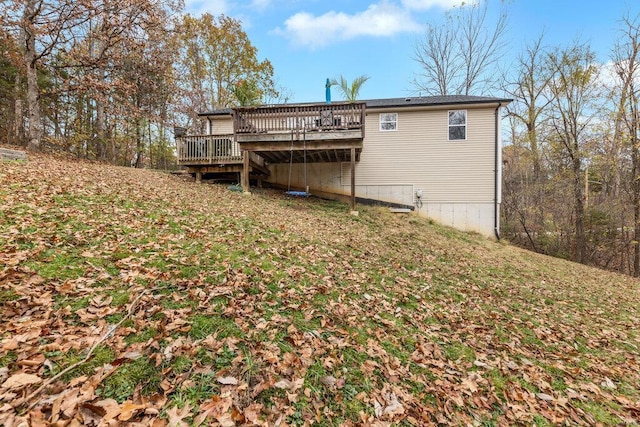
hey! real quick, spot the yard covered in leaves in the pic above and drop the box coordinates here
[1,151,639,426]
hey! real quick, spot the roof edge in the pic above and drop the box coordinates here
[197,96,513,116]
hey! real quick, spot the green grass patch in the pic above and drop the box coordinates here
[171,355,192,374]
[106,290,130,306]
[54,295,91,312]
[212,345,237,371]
[188,314,244,340]
[0,351,17,369]
[169,373,219,408]
[0,288,19,303]
[44,345,115,381]
[442,342,475,363]
[26,251,86,280]
[125,327,158,345]
[575,401,623,425]
[98,356,161,403]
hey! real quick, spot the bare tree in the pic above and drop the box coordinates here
[22,0,44,151]
[611,13,640,275]
[504,34,553,181]
[545,42,601,264]
[10,0,92,151]
[413,20,459,95]
[500,33,555,244]
[412,1,508,96]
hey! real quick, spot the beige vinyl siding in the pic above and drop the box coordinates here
[356,106,496,203]
[209,115,234,134]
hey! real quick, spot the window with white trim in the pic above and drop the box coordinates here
[448,110,466,140]
[379,113,398,131]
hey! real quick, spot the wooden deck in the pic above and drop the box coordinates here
[176,134,240,166]
[177,102,366,166]
[234,102,365,135]
[233,102,365,163]
[175,102,366,208]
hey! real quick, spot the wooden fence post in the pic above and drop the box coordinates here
[242,150,250,193]
[350,147,356,211]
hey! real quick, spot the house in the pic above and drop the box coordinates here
[176,95,511,238]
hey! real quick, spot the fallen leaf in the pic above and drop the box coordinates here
[243,403,263,423]
[536,393,554,401]
[1,339,18,351]
[473,360,489,368]
[273,379,292,389]
[601,377,616,390]
[118,401,147,421]
[78,402,106,425]
[166,404,192,427]
[320,375,336,387]
[217,376,239,385]
[1,373,42,390]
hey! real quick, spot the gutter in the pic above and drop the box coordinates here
[494,102,503,241]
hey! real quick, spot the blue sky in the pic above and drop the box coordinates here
[184,0,639,103]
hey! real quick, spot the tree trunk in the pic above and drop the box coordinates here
[135,117,143,168]
[13,73,24,146]
[573,153,586,264]
[23,0,42,151]
[632,99,640,277]
[634,182,640,277]
[95,99,106,160]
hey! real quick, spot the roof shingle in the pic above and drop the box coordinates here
[198,95,511,116]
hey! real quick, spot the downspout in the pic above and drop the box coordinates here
[494,102,503,240]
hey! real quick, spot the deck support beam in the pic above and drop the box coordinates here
[242,150,250,193]
[350,146,356,211]
[195,168,202,183]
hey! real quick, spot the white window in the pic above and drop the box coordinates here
[448,110,467,140]
[379,113,398,131]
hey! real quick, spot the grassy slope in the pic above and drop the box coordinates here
[0,151,639,426]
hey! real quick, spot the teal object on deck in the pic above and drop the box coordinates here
[325,78,331,104]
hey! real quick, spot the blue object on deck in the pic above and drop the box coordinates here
[325,78,331,105]
[286,190,310,197]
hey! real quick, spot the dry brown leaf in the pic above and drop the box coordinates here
[1,338,19,351]
[78,402,106,425]
[217,376,239,385]
[118,401,147,421]
[536,393,554,402]
[1,373,42,390]
[319,375,336,387]
[166,404,192,427]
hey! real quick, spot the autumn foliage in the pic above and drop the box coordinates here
[1,151,639,425]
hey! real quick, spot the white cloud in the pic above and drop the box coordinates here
[184,0,228,17]
[596,60,640,93]
[274,1,422,49]
[401,0,467,10]
[599,61,618,90]
[251,0,272,10]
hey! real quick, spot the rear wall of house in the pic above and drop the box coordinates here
[267,105,501,237]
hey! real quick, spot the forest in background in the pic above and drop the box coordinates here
[499,16,640,277]
[2,1,640,277]
[0,0,282,168]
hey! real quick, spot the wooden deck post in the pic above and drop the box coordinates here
[195,168,202,184]
[242,150,250,193]
[350,146,356,212]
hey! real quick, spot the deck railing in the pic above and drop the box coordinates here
[176,134,240,165]
[234,102,366,134]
